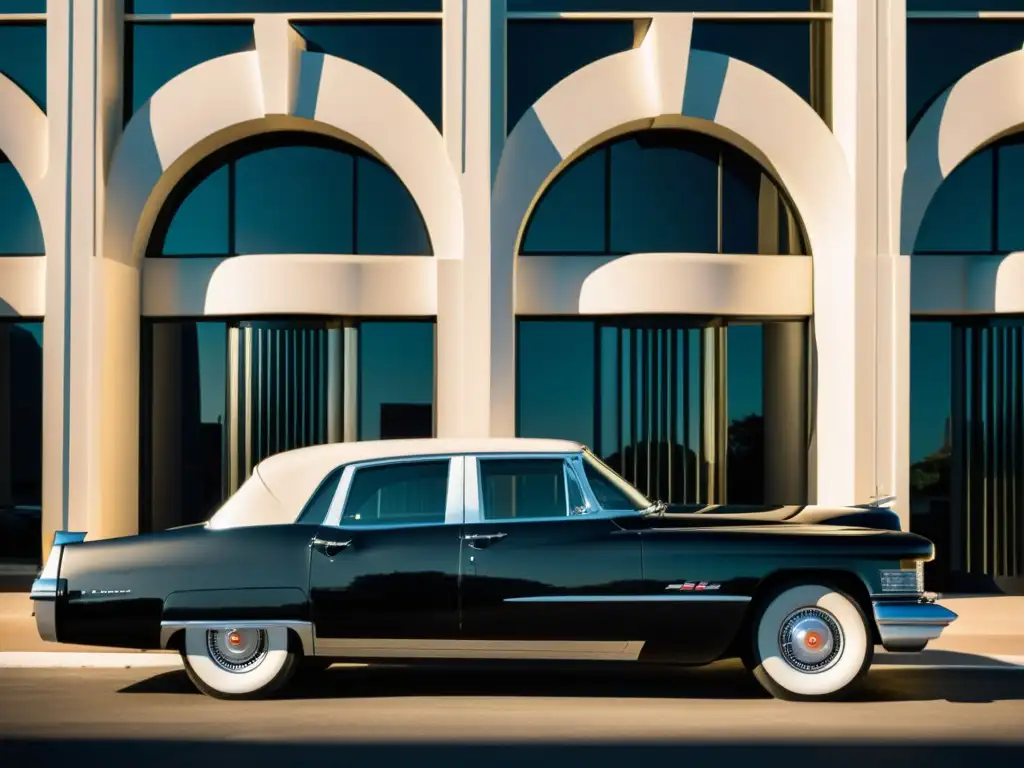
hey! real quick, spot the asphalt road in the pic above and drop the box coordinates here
[0,660,1022,767]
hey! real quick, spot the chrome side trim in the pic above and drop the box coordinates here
[503,595,752,603]
[313,637,646,661]
[29,530,87,643]
[873,600,958,652]
[159,620,315,656]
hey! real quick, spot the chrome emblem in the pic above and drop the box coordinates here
[666,582,721,591]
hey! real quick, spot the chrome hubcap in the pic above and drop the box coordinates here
[778,607,843,673]
[206,628,268,673]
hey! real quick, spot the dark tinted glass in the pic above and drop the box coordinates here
[516,320,595,446]
[907,21,1024,134]
[520,149,606,254]
[359,322,435,440]
[0,158,44,255]
[295,22,442,130]
[508,1,812,9]
[0,2,46,11]
[691,21,817,106]
[296,467,344,524]
[521,130,804,256]
[908,0,1024,9]
[609,134,719,253]
[128,1,440,10]
[126,23,255,122]
[235,146,355,254]
[0,321,43,564]
[913,147,993,253]
[0,23,46,110]
[479,459,568,520]
[506,21,633,134]
[140,321,229,532]
[997,139,1024,253]
[342,460,449,526]
[155,138,430,256]
[581,453,648,511]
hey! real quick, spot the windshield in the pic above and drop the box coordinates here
[581,450,652,512]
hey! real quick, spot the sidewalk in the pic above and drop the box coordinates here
[3,592,1023,658]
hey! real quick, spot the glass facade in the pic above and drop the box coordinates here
[0,321,43,564]
[518,319,809,506]
[911,319,1024,594]
[522,129,806,256]
[140,319,435,532]
[0,20,45,256]
[152,133,431,257]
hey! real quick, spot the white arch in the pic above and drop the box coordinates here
[0,73,48,316]
[493,14,855,504]
[104,45,462,267]
[903,49,1024,255]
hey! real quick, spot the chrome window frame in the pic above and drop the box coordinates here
[319,454,465,530]
[464,451,623,526]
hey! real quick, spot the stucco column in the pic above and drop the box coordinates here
[41,2,126,552]
[437,0,509,437]
[830,1,886,512]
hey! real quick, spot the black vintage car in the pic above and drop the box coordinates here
[31,437,956,701]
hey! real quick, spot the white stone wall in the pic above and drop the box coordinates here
[1,1,1021,548]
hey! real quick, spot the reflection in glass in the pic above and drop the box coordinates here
[521,130,806,256]
[128,0,441,11]
[142,318,437,532]
[0,321,42,564]
[479,458,567,520]
[152,134,431,257]
[0,158,44,255]
[517,319,807,506]
[342,460,449,526]
[911,318,1024,594]
[359,322,435,441]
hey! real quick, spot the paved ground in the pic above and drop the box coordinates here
[0,661,1022,767]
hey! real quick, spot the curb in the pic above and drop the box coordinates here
[0,652,184,668]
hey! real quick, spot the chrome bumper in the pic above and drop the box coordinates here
[29,530,87,644]
[872,597,958,652]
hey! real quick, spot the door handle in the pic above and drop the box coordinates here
[311,537,352,557]
[460,532,507,549]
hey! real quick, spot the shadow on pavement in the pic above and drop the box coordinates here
[874,649,1024,668]
[117,659,1024,704]
[0,738,1021,767]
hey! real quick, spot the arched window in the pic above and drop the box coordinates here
[913,133,1024,255]
[0,153,43,255]
[520,129,807,257]
[148,132,433,258]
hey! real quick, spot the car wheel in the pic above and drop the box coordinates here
[748,583,873,702]
[181,625,299,700]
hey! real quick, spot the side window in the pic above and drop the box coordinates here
[566,466,588,515]
[295,466,344,524]
[341,459,450,527]
[581,452,650,511]
[479,458,567,521]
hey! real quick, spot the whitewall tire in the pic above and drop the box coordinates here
[749,583,873,701]
[181,625,299,700]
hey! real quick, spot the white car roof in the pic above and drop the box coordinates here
[207,437,583,530]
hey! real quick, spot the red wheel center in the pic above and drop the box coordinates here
[228,632,242,646]
[805,631,822,648]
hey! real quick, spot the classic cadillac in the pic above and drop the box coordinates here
[31,438,957,701]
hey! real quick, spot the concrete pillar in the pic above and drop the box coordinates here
[831,0,908,523]
[41,1,126,552]
[437,0,508,438]
[763,322,809,505]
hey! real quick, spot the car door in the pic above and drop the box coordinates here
[308,455,464,652]
[459,453,643,643]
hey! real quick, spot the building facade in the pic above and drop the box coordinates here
[0,0,1022,594]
